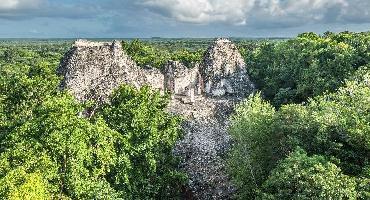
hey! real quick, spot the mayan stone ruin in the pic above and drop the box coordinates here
[58,38,255,199]
[57,39,163,103]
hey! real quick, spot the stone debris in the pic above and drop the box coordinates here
[168,96,240,199]
[58,38,255,199]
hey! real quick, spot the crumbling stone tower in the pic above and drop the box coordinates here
[58,39,163,103]
[202,38,254,97]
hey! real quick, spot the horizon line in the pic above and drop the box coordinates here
[0,36,291,40]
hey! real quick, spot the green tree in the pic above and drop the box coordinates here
[228,67,370,199]
[227,93,277,198]
[0,93,121,199]
[99,85,186,199]
[258,148,357,200]
[0,60,60,143]
[247,31,370,107]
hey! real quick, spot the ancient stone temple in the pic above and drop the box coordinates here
[58,38,255,199]
[58,40,204,104]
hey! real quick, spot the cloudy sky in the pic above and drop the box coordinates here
[0,0,369,38]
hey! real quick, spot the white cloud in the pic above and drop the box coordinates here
[0,0,101,20]
[0,0,19,10]
[341,0,370,23]
[251,0,348,26]
[140,0,257,25]
[0,0,42,10]
[138,0,369,26]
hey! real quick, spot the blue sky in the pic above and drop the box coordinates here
[0,0,369,38]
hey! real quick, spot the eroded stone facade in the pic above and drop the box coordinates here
[59,38,254,104]
[58,39,147,103]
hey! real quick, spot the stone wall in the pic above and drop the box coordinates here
[143,67,165,92]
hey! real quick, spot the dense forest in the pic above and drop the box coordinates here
[0,31,369,199]
[228,31,370,199]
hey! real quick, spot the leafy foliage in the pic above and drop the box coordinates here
[122,39,205,68]
[247,31,370,107]
[227,93,277,198]
[258,148,357,200]
[0,93,121,199]
[0,43,186,199]
[98,85,186,199]
[0,55,61,143]
[228,68,370,199]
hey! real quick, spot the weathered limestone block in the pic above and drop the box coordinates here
[143,66,165,93]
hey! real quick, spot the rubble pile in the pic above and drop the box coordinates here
[168,96,240,199]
